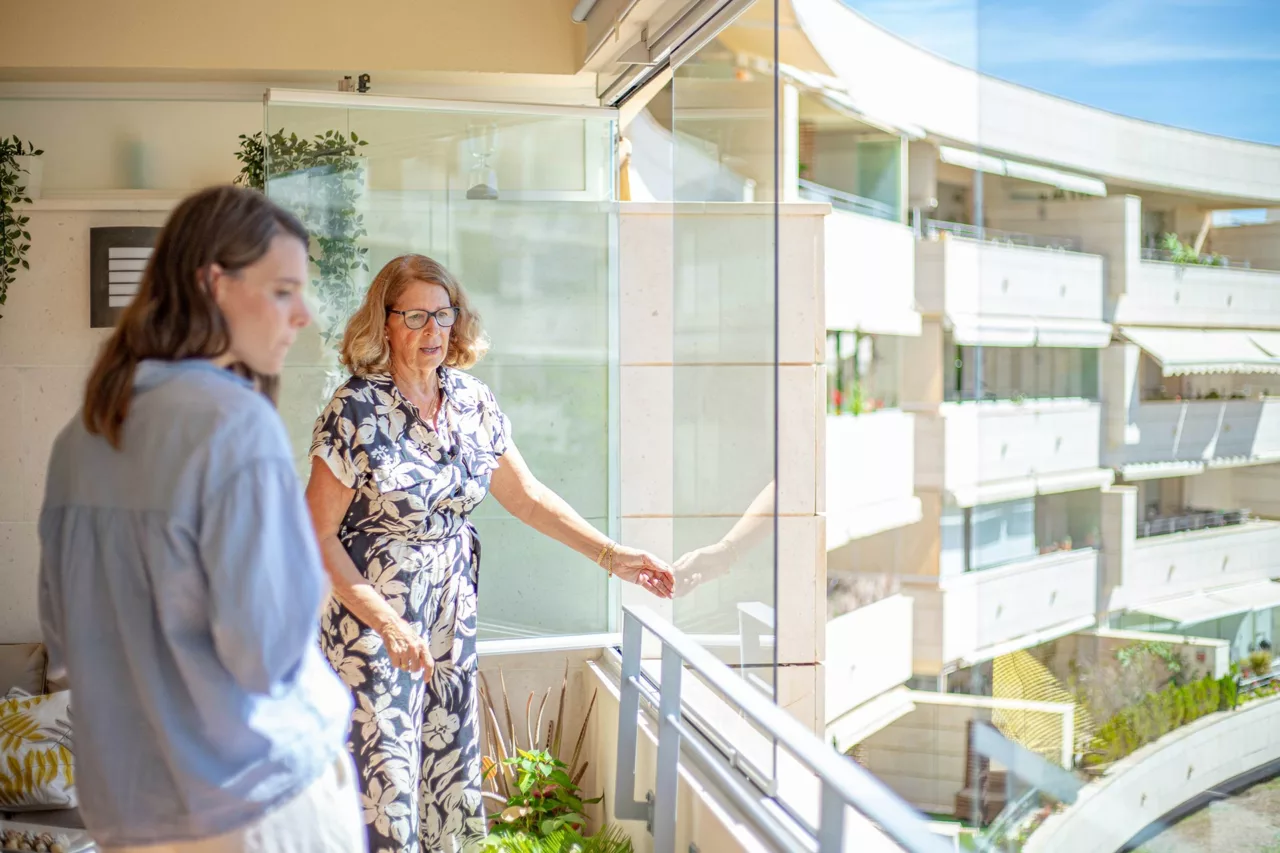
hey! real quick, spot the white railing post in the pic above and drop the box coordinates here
[652,644,684,853]
[614,609,648,822]
[614,605,953,853]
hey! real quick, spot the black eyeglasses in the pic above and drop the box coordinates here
[388,307,458,330]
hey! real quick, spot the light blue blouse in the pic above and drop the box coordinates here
[38,360,353,848]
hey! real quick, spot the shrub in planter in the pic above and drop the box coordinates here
[1080,673,1237,771]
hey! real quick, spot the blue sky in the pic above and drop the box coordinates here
[841,0,1280,145]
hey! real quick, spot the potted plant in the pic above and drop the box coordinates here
[3,136,43,199]
[478,662,632,851]
[234,128,370,348]
[1,136,43,318]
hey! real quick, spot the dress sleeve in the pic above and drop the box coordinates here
[310,392,362,489]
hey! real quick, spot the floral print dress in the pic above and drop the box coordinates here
[311,367,510,853]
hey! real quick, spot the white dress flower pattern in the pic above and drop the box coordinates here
[312,367,509,853]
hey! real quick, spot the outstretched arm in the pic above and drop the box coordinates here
[490,441,674,599]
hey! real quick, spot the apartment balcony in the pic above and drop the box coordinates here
[826,411,922,549]
[481,607,956,853]
[916,400,1111,506]
[1119,257,1280,330]
[916,223,1110,348]
[1111,397,1280,477]
[826,594,916,751]
[905,549,1100,675]
[814,185,920,337]
[1105,506,1280,620]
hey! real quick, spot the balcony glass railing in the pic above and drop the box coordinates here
[1137,508,1253,539]
[922,218,1083,252]
[1139,245,1251,268]
[799,178,899,222]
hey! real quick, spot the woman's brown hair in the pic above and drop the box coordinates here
[83,185,308,448]
[340,254,489,375]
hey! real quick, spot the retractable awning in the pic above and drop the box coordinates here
[1135,580,1280,626]
[1119,327,1280,375]
[950,468,1115,508]
[938,146,1108,197]
[950,315,1112,349]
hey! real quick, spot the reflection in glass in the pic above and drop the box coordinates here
[264,95,616,640]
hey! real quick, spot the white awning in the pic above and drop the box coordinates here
[1135,580,1280,626]
[951,468,1114,508]
[949,315,1037,348]
[1034,318,1114,349]
[1120,327,1280,375]
[1035,467,1116,496]
[938,146,1107,197]
[950,315,1111,349]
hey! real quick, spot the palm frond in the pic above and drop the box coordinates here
[552,658,569,759]
[569,689,597,777]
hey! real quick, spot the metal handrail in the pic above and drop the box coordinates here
[923,218,1082,252]
[1139,246,1253,269]
[798,178,898,222]
[1137,508,1252,539]
[614,605,951,853]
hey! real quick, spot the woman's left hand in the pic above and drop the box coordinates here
[610,546,675,599]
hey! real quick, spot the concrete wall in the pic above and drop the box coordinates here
[1,0,585,78]
[825,410,921,549]
[1209,222,1280,272]
[1113,522,1280,612]
[985,195,1140,316]
[825,594,913,722]
[823,208,919,336]
[916,400,1104,499]
[1026,696,1280,853]
[915,236,1106,324]
[1125,262,1280,330]
[0,202,164,642]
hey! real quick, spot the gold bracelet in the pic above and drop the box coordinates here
[597,541,617,576]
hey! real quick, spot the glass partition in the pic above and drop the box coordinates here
[264,92,617,641]
[668,10,779,699]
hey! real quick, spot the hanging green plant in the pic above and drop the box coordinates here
[0,136,43,319]
[235,129,370,346]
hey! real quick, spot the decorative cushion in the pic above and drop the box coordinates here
[0,645,47,697]
[0,688,75,811]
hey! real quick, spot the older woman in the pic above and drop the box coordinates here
[306,254,674,853]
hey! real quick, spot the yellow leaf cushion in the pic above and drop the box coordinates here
[0,690,75,811]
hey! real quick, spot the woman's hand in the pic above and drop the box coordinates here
[378,618,434,676]
[671,540,737,596]
[611,546,675,599]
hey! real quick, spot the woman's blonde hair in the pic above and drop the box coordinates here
[340,254,489,375]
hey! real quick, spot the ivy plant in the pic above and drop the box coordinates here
[235,129,370,347]
[0,136,42,318]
